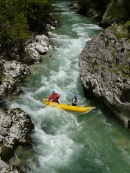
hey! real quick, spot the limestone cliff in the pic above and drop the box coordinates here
[79,23,130,129]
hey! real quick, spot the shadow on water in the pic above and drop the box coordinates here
[82,95,130,134]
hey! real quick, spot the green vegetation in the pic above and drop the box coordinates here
[126,21,130,27]
[108,24,128,39]
[0,74,4,84]
[0,0,56,59]
[105,40,109,47]
[77,0,110,16]
[76,0,130,26]
[91,60,98,68]
[106,0,127,24]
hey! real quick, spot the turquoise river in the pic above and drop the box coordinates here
[7,2,130,173]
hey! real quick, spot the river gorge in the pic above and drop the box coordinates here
[5,2,130,173]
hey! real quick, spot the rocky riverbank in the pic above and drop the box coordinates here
[0,59,34,172]
[0,24,55,172]
[76,0,130,130]
[0,108,34,173]
[79,23,130,129]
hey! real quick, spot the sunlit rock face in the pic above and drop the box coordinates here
[0,60,30,96]
[24,35,51,64]
[79,24,130,129]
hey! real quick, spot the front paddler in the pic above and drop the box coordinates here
[48,90,60,103]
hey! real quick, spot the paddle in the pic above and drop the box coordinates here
[42,101,49,108]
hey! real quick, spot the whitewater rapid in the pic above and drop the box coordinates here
[8,2,130,173]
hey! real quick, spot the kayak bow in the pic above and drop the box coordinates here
[42,99,95,114]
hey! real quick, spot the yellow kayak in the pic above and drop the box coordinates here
[42,99,95,114]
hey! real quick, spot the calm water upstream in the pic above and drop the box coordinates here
[7,2,130,173]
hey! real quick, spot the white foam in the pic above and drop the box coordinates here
[8,3,104,173]
[32,127,82,170]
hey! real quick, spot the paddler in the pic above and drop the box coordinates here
[72,94,78,106]
[48,90,60,103]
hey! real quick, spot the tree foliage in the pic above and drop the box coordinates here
[77,0,130,26]
[0,0,55,59]
[77,0,110,18]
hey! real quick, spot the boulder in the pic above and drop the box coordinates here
[0,159,19,173]
[0,60,30,96]
[0,108,34,161]
[24,34,51,64]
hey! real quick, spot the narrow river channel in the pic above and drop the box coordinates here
[7,2,130,173]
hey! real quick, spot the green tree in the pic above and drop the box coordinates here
[0,0,55,59]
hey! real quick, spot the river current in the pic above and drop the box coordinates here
[8,2,130,173]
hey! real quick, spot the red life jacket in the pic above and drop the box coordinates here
[48,93,60,103]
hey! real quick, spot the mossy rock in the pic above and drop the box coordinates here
[126,21,130,38]
[0,74,4,84]
[1,146,13,161]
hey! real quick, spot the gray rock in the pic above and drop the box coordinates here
[0,60,30,96]
[0,159,19,173]
[79,24,130,130]
[0,108,34,171]
[24,34,51,64]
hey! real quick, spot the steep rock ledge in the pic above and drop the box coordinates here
[79,24,130,129]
